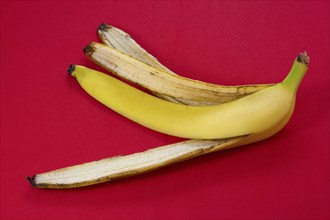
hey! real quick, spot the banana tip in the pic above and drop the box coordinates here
[83,44,95,56]
[26,175,37,187]
[98,22,111,31]
[297,51,310,65]
[68,64,76,76]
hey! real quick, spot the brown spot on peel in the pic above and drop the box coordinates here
[26,175,37,187]
[83,44,95,57]
[98,23,111,31]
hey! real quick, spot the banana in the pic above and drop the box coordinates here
[69,52,308,141]
[27,136,248,188]
[89,26,274,105]
[27,52,308,188]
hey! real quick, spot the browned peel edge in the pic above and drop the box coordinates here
[83,44,95,57]
[26,175,37,187]
[98,23,112,31]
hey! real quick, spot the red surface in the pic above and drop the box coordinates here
[1,1,329,219]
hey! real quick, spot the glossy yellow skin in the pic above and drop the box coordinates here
[71,58,307,141]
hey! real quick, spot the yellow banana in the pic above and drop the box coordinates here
[86,35,273,105]
[27,53,308,188]
[69,52,308,141]
[26,23,308,188]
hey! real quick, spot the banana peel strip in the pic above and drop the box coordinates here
[98,23,175,75]
[96,23,274,105]
[84,41,273,106]
[28,136,249,188]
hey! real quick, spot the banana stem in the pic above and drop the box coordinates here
[282,52,309,93]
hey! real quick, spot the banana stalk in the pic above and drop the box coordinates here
[94,23,274,105]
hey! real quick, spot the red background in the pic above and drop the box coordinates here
[1,1,329,219]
